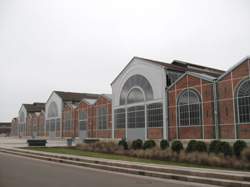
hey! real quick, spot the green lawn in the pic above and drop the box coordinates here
[22,147,243,171]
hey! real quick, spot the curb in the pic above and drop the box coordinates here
[1,147,250,187]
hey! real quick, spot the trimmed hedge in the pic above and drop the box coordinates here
[171,140,183,153]
[196,141,207,152]
[118,139,128,150]
[186,140,197,153]
[219,141,233,157]
[131,139,143,150]
[208,140,221,154]
[143,140,156,150]
[233,140,247,157]
[160,139,169,150]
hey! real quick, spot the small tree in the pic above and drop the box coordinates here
[171,140,183,153]
[233,140,247,157]
[160,139,169,150]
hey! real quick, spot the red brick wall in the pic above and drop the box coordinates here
[217,59,250,139]
[92,96,112,139]
[167,74,215,140]
[77,101,94,138]
[147,128,163,139]
[62,105,78,138]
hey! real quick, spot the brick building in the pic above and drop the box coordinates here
[0,122,11,136]
[111,57,224,141]
[11,56,250,141]
[18,102,45,137]
[11,118,18,136]
[92,94,112,139]
[45,91,100,138]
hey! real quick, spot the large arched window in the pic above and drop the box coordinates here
[48,102,58,118]
[237,79,250,123]
[120,74,153,105]
[177,89,201,126]
[127,88,145,104]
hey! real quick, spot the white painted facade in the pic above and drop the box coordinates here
[111,57,168,140]
[45,91,63,137]
[18,105,28,136]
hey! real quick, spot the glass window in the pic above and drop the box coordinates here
[97,107,107,129]
[114,108,125,129]
[79,111,87,131]
[20,111,25,123]
[147,103,163,127]
[50,119,55,131]
[127,88,144,104]
[120,74,153,105]
[64,112,72,131]
[56,119,60,130]
[46,120,49,133]
[127,106,145,128]
[48,102,59,118]
[237,79,250,123]
[177,89,201,126]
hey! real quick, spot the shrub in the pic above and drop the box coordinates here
[196,141,207,152]
[171,140,183,153]
[242,147,250,162]
[208,140,221,154]
[218,141,233,157]
[160,139,169,150]
[118,139,128,150]
[233,140,247,157]
[143,139,156,150]
[131,139,143,150]
[186,140,197,153]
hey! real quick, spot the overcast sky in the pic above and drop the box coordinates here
[0,0,250,121]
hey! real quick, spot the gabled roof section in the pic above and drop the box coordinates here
[171,60,225,77]
[81,98,97,105]
[54,91,100,102]
[102,94,112,101]
[23,102,45,113]
[167,71,216,91]
[111,56,186,85]
[218,56,250,81]
[111,56,225,85]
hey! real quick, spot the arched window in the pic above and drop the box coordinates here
[120,74,153,105]
[20,111,25,123]
[177,89,201,126]
[237,79,250,123]
[48,102,58,118]
[127,88,145,104]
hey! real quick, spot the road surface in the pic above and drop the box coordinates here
[0,152,216,187]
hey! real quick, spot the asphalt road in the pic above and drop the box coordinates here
[0,152,216,187]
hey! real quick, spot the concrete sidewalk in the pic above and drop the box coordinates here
[0,137,73,147]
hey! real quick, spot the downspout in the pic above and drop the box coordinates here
[213,80,219,139]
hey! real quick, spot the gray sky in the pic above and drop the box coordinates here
[0,0,250,122]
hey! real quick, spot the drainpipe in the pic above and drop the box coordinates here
[213,80,219,139]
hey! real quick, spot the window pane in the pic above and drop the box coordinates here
[147,103,163,127]
[178,89,201,126]
[114,108,125,128]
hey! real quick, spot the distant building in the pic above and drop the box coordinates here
[0,122,11,136]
